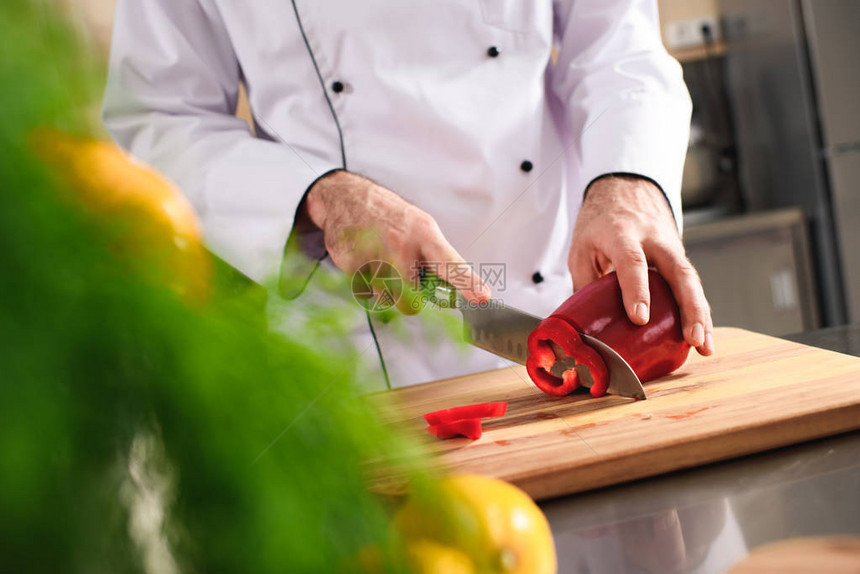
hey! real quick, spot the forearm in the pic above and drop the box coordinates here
[552,0,691,229]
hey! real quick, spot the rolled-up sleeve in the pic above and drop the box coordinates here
[551,0,691,230]
[103,0,331,283]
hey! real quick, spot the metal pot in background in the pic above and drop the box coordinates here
[682,123,720,208]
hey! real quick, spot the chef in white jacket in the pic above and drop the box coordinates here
[103,0,714,388]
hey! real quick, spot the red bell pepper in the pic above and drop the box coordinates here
[527,270,690,397]
[425,419,484,440]
[423,401,508,440]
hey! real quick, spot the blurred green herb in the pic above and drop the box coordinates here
[0,2,431,572]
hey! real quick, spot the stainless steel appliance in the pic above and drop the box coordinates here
[720,0,860,326]
[685,208,819,336]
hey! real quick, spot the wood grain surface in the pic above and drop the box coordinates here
[374,328,860,501]
[727,537,860,573]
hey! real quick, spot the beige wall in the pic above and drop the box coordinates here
[658,0,720,22]
[657,0,720,40]
[59,0,116,55]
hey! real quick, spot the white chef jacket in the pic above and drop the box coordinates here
[103,0,691,389]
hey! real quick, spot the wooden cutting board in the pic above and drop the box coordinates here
[374,328,860,501]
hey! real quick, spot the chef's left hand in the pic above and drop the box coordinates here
[568,175,714,356]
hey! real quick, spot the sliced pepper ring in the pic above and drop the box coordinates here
[526,316,610,397]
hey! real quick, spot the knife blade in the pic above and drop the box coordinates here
[549,337,646,400]
[432,283,646,399]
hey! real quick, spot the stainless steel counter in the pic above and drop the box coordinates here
[541,325,860,573]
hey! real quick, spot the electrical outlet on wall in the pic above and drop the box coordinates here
[664,16,721,51]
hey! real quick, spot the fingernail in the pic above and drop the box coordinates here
[634,302,649,324]
[704,332,714,353]
[481,284,493,301]
[690,323,705,346]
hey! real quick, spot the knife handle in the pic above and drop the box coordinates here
[429,282,459,309]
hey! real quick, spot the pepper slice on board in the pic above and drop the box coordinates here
[425,419,484,440]
[423,402,508,426]
[423,401,508,440]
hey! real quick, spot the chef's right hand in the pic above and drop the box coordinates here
[301,170,491,313]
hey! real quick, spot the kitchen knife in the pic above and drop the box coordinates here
[432,283,646,399]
